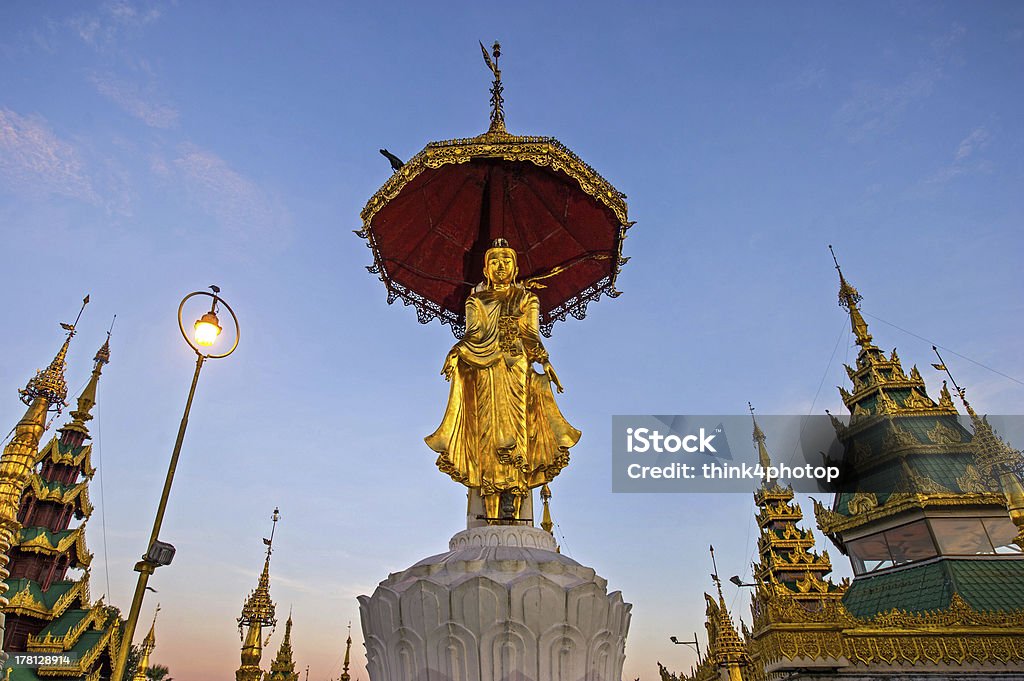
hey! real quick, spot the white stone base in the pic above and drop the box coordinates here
[358,526,631,681]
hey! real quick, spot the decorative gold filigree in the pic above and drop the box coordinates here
[903,388,933,410]
[927,419,963,445]
[847,491,878,514]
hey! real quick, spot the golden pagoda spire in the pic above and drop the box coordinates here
[340,622,352,681]
[60,329,112,440]
[237,508,280,681]
[830,246,873,349]
[132,604,160,681]
[707,546,748,681]
[268,609,298,681]
[0,297,87,663]
[748,403,771,471]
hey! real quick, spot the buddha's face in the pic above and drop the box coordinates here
[485,250,517,286]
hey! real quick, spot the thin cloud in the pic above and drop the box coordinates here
[172,144,291,252]
[835,69,940,142]
[90,72,179,128]
[955,127,989,161]
[0,108,98,203]
[835,25,965,142]
[69,0,162,50]
[922,127,992,186]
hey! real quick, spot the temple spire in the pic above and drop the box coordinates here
[705,546,748,681]
[341,622,352,681]
[480,40,506,134]
[748,403,772,471]
[19,295,88,412]
[132,605,160,681]
[61,331,112,441]
[0,300,87,664]
[829,246,873,349]
[268,609,298,681]
[237,508,280,681]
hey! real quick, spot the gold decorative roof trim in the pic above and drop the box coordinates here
[5,574,91,619]
[16,524,93,566]
[751,591,1024,668]
[28,598,107,651]
[814,492,1006,535]
[33,607,120,677]
[35,437,96,477]
[26,474,94,517]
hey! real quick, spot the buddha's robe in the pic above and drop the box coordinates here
[425,284,580,495]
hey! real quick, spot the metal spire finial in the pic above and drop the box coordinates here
[480,40,506,133]
[709,544,725,603]
[21,295,90,411]
[828,246,872,348]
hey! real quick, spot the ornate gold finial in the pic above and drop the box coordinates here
[237,508,280,681]
[19,295,89,412]
[540,483,554,534]
[829,246,872,348]
[132,604,160,681]
[748,402,772,471]
[480,40,505,134]
[341,621,352,681]
[62,329,113,438]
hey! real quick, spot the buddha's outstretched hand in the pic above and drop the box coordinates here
[543,361,564,393]
[442,351,459,381]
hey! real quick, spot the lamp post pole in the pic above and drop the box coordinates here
[111,288,239,681]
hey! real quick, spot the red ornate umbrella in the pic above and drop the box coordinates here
[356,43,632,337]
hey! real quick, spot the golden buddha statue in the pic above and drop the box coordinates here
[425,239,581,522]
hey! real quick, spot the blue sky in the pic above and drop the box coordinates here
[1,2,1023,679]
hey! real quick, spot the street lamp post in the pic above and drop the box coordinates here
[111,287,239,681]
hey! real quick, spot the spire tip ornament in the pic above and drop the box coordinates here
[20,295,90,411]
[480,40,505,134]
[829,246,873,348]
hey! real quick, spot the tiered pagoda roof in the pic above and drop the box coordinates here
[3,334,123,681]
[670,257,1024,680]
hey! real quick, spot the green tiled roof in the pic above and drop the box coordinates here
[36,609,89,638]
[18,527,76,546]
[950,559,1024,613]
[64,628,106,656]
[843,558,1024,618]
[6,578,78,610]
[55,442,85,457]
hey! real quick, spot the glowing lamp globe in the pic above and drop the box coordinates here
[193,312,222,347]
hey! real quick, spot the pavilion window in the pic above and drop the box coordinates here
[982,517,1023,554]
[929,518,993,555]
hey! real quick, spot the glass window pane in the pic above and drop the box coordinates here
[983,517,1023,554]
[930,518,993,555]
[848,533,892,574]
[884,521,938,563]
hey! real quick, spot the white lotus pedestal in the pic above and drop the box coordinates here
[359,525,631,681]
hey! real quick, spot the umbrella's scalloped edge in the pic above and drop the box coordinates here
[366,260,622,339]
[355,130,635,338]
